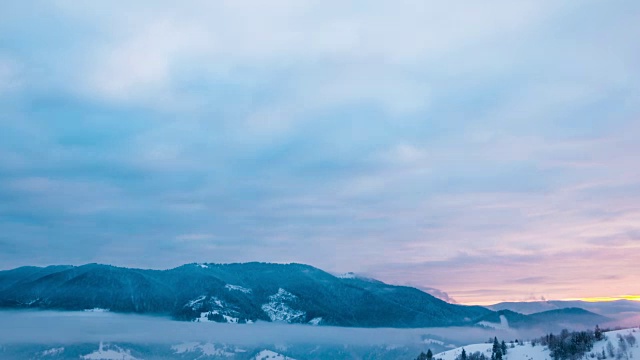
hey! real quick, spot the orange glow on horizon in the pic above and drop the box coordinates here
[566,295,640,303]
[459,295,640,306]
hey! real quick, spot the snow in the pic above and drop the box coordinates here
[196,311,209,322]
[84,308,110,312]
[196,311,223,323]
[191,296,243,323]
[199,343,234,357]
[435,341,543,360]
[225,284,252,293]
[309,317,322,325]
[82,342,139,360]
[337,272,357,279]
[253,349,296,360]
[423,338,445,345]
[171,342,200,353]
[171,342,245,357]
[195,310,240,323]
[41,347,64,356]
[434,327,640,360]
[261,288,306,323]
[185,295,207,310]
[197,263,209,269]
[223,314,240,323]
[593,328,640,359]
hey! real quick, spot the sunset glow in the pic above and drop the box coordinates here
[570,296,640,303]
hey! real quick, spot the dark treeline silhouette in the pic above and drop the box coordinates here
[536,326,607,360]
[415,349,433,360]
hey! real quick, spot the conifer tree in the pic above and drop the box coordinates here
[607,341,615,358]
[417,350,435,360]
[492,337,500,354]
[595,325,603,341]
[491,337,503,360]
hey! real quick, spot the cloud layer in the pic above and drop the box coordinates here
[0,0,639,303]
[0,311,541,346]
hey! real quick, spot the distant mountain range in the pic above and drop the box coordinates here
[487,299,640,320]
[475,307,610,329]
[0,262,615,329]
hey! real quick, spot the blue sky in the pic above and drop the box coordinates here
[1,1,639,303]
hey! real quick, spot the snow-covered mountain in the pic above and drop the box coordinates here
[0,262,491,328]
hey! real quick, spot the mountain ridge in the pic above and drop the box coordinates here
[474,307,610,329]
[0,262,614,330]
[0,262,491,328]
[487,299,640,324]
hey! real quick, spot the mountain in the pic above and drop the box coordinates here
[528,307,611,327]
[474,308,610,329]
[0,262,491,328]
[487,299,640,320]
[486,300,560,314]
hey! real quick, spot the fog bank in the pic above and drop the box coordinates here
[0,310,550,346]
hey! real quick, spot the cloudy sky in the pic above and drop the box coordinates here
[1,1,639,304]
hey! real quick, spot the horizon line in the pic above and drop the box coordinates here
[461,295,640,306]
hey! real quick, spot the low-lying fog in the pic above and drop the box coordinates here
[0,310,582,347]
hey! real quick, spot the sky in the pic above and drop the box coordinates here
[0,1,639,305]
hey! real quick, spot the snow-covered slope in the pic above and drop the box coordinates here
[435,341,547,360]
[591,329,640,359]
[435,328,640,360]
[81,342,139,360]
[171,342,247,357]
[225,284,252,293]
[40,347,65,357]
[261,288,306,323]
[253,349,296,360]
